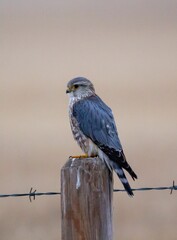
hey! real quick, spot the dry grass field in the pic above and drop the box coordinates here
[1,1,177,239]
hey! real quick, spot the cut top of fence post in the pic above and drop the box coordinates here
[61,157,113,240]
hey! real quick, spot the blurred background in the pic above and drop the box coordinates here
[1,0,177,239]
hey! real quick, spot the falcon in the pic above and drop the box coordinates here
[66,77,137,196]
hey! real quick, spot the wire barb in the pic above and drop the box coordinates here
[170,180,176,195]
[29,187,37,202]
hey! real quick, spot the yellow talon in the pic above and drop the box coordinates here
[69,154,98,159]
[69,154,88,159]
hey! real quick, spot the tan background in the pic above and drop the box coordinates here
[1,1,177,239]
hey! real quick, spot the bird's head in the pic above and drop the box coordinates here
[66,77,95,98]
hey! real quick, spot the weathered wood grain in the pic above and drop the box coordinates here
[61,157,113,240]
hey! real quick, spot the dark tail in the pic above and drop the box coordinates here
[101,147,137,181]
[111,161,134,196]
[120,151,138,180]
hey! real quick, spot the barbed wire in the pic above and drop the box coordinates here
[114,180,177,195]
[0,181,176,202]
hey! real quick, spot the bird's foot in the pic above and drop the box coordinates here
[69,154,88,159]
[69,154,98,159]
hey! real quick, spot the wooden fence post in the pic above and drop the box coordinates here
[61,157,113,240]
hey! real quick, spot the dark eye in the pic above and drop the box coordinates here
[74,84,79,89]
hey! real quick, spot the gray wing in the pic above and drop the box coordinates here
[73,95,137,181]
[73,95,123,152]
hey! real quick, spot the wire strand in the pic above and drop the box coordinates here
[0,181,176,201]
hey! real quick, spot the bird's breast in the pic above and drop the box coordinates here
[69,109,89,153]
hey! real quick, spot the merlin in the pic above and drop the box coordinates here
[66,77,137,196]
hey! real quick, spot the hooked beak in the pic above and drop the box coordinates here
[66,88,70,94]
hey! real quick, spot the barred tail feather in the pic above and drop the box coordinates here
[111,162,134,196]
[98,149,134,196]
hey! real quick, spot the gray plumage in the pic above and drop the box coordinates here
[66,77,137,196]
